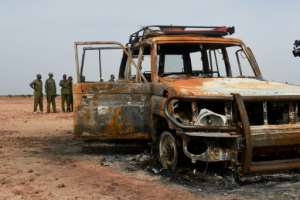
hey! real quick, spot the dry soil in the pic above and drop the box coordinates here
[0,96,299,200]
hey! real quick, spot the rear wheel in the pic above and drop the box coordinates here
[159,131,178,171]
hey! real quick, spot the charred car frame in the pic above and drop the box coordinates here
[73,25,300,178]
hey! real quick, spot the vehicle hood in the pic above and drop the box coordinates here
[160,77,300,97]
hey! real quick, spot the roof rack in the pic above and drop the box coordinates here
[128,25,235,44]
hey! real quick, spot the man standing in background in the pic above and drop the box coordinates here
[59,74,70,112]
[45,73,57,113]
[67,76,73,112]
[30,74,43,113]
[109,74,115,82]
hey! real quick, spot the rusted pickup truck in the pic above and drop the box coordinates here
[73,25,300,178]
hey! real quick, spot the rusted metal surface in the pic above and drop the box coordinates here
[73,25,300,176]
[182,131,239,138]
[233,93,252,174]
[74,41,126,82]
[74,41,148,83]
[163,96,236,132]
[74,82,151,140]
[129,25,235,44]
[158,77,300,97]
[148,35,243,45]
[180,131,239,166]
[251,125,300,147]
[183,143,236,163]
[163,93,300,173]
[249,159,300,173]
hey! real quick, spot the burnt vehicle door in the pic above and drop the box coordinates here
[73,41,150,140]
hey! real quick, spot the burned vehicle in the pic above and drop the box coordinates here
[73,25,300,178]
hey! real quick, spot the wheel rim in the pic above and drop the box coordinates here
[159,131,178,171]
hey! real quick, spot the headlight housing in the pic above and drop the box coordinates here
[194,108,227,126]
[168,99,232,127]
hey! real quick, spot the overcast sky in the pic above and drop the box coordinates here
[1,0,300,95]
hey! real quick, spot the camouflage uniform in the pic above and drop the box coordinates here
[45,73,57,113]
[59,74,70,112]
[30,74,43,112]
[67,76,73,112]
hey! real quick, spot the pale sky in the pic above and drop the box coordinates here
[0,0,300,95]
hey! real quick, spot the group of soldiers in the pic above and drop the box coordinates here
[30,73,73,113]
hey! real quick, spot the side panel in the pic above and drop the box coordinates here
[73,81,151,140]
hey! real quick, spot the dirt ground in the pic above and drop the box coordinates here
[0,96,299,200]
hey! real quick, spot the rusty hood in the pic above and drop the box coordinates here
[160,76,300,97]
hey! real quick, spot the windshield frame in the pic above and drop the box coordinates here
[150,39,262,81]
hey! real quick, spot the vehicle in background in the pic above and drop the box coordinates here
[293,40,300,57]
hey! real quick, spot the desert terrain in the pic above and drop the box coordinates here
[0,96,299,200]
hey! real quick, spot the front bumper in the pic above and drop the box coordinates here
[251,124,300,147]
[182,138,237,163]
[181,125,300,173]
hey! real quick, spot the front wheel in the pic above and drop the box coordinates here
[159,131,178,171]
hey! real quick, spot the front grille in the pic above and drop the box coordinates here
[245,101,264,125]
[267,101,289,124]
[245,101,296,125]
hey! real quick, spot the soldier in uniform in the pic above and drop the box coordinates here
[45,73,57,113]
[109,74,115,82]
[59,74,70,112]
[67,76,73,112]
[30,74,43,112]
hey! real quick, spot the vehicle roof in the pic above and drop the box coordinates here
[128,25,244,47]
[145,35,243,45]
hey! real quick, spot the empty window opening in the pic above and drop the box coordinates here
[267,101,289,125]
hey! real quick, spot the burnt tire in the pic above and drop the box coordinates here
[159,131,178,171]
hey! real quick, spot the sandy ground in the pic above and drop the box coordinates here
[0,96,299,200]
